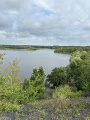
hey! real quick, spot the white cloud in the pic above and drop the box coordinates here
[0,0,90,45]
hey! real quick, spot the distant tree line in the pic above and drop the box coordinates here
[0,45,90,52]
[0,45,37,50]
[54,46,90,54]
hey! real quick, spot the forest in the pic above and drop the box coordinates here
[54,46,90,54]
[0,45,37,50]
[0,48,90,119]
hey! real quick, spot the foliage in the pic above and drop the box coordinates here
[22,67,46,101]
[4,58,20,82]
[0,54,46,112]
[46,67,68,88]
[53,85,82,98]
[0,45,37,50]
[23,78,29,90]
[30,66,45,82]
[0,57,23,112]
[0,53,5,75]
[0,53,4,60]
[54,46,90,54]
[29,75,45,100]
[0,49,90,113]
[0,101,22,113]
[67,51,90,91]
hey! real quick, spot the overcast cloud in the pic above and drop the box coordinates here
[0,0,90,45]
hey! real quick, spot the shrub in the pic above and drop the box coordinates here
[53,85,82,98]
[0,101,23,113]
[52,95,70,109]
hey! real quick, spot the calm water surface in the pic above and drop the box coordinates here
[0,49,70,80]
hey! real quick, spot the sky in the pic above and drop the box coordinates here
[0,0,90,46]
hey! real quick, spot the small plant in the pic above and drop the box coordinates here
[54,96,69,109]
[85,117,90,120]
[67,109,72,114]
[0,101,23,113]
[39,118,43,120]
[77,103,86,110]
[53,85,82,99]
[41,111,46,118]
[74,114,78,118]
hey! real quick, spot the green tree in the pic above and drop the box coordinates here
[29,74,45,100]
[30,66,45,83]
[4,58,20,83]
[46,67,68,88]
[30,67,46,99]
[23,78,29,90]
[0,59,20,104]
[67,51,90,91]
[76,65,90,91]
[22,67,46,101]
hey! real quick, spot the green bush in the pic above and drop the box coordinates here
[0,101,23,113]
[46,67,68,88]
[67,51,90,91]
[0,55,46,112]
[53,85,82,98]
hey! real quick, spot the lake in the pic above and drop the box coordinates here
[0,49,70,80]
